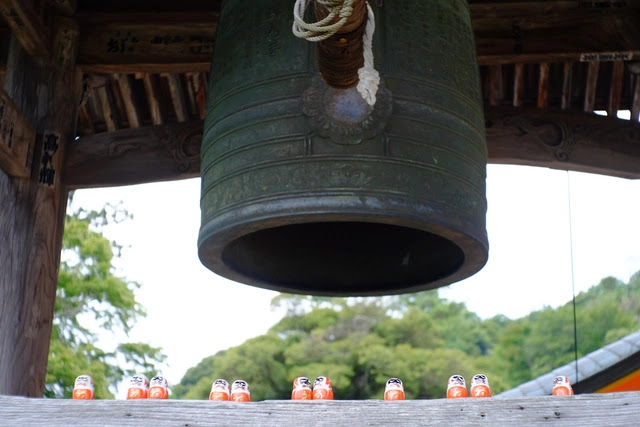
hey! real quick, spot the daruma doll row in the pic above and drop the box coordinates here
[72,373,573,401]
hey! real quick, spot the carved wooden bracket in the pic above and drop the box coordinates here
[64,120,202,189]
[485,106,640,179]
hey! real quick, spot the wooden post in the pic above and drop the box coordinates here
[0,18,81,397]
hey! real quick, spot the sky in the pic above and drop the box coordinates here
[70,161,640,395]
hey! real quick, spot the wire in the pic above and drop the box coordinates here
[567,171,579,383]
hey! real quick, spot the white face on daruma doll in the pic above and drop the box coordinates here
[385,378,403,390]
[212,379,230,392]
[232,380,250,393]
[130,374,148,389]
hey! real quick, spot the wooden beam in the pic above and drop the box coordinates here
[537,63,550,109]
[485,106,640,179]
[0,17,82,397]
[471,1,640,65]
[0,0,50,58]
[513,63,524,107]
[608,60,625,116]
[63,106,640,191]
[0,89,35,177]
[77,103,95,135]
[632,73,640,122]
[164,74,189,122]
[95,84,119,132]
[64,120,202,189]
[561,62,572,110]
[76,11,218,74]
[60,2,640,73]
[141,73,166,125]
[113,74,142,128]
[50,0,77,16]
[1,392,640,426]
[584,62,599,113]
[0,3,634,74]
[488,65,502,106]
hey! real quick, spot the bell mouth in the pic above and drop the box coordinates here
[209,221,467,296]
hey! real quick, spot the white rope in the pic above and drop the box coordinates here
[357,3,379,106]
[293,0,380,106]
[292,0,355,42]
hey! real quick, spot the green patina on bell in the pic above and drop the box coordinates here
[198,0,488,296]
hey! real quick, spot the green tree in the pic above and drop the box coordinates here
[46,203,166,398]
[173,273,640,400]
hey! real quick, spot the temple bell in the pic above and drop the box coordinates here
[198,0,488,296]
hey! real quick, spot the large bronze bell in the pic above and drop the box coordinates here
[198,0,488,296]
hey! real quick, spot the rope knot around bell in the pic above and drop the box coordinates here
[293,0,380,106]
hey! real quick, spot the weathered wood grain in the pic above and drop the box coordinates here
[64,1,640,73]
[0,18,82,396]
[63,106,640,191]
[471,1,640,65]
[0,392,639,426]
[0,89,35,177]
[485,106,640,179]
[64,121,202,189]
[76,11,218,74]
[0,0,50,58]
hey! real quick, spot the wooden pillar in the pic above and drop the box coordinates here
[0,18,81,397]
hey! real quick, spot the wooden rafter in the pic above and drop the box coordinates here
[561,62,573,110]
[113,74,142,128]
[140,73,166,125]
[537,63,550,109]
[608,60,625,116]
[164,74,189,122]
[584,62,600,112]
[0,0,50,58]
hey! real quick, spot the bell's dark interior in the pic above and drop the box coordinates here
[221,222,465,295]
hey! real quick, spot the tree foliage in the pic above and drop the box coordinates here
[46,203,166,398]
[173,271,640,401]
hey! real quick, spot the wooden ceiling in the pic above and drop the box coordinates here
[2,0,640,188]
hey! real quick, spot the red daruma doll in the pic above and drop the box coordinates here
[148,375,169,399]
[230,380,251,402]
[384,378,405,401]
[552,376,574,396]
[470,374,492,398]
[291,376,313,400]
[72,374,94,400]
[313,376,334,400]
[126,374,149,399]
[446,374,468,398]
[209,379,231,401]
